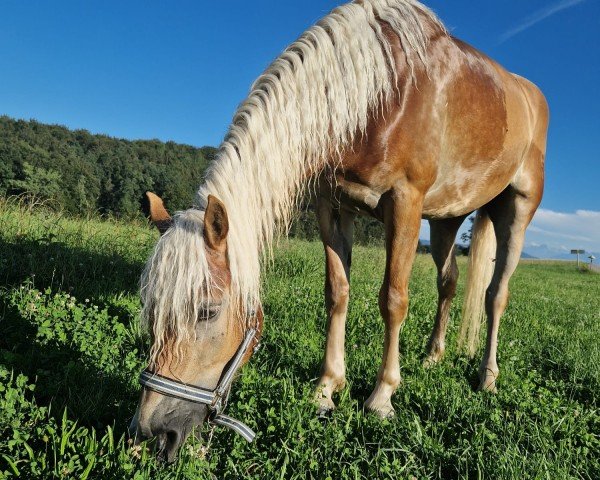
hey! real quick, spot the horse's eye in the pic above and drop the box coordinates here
[199,306,220,322]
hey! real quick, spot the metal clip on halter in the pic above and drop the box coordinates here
[139,327,258,442]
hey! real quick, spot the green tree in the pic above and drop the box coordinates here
[10,162,61,201]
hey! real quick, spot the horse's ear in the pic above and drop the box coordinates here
[143,192,172,235]
[203,195,229,251]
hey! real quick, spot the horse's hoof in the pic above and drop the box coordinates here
[314,396,336,417]
[367,405,395,419]
[423,344,444,367]
[316,405,334,419]
[423,355,442,368]
[364,398,395,419]
[477,381,498,394]
[478,368,499,393]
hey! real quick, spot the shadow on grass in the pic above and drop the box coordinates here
[0,295,139,434]
[0,236,145,301]
[0,234,148,433]
[536,356,599,408]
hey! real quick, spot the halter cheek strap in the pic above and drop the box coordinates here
[139,326,259,442]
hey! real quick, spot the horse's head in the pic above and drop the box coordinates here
[130,192,262,462]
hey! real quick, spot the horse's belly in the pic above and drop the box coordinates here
[422,164,510,218]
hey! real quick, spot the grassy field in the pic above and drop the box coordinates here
[0,198,598,479]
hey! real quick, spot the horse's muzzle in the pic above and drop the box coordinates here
[130,397,208,463]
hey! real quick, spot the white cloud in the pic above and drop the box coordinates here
[498,0,587,43]
[527,225,591,242]
[526,208,600,253]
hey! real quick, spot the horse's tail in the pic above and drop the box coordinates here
[458,209,496,357]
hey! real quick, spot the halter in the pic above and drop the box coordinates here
[139,311,261,443]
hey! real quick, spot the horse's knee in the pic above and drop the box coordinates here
[326,277,350,312]
[333,280,350,303]
[438,268,458,299]
[379,285,408,321]
[485,285,509,318]
[437,259,458,299]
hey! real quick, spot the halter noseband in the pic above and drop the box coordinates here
[139,311,260,443]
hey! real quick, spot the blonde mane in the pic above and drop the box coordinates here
[141,0,446,360]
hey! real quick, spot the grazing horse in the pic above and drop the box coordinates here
[130,0,548,461]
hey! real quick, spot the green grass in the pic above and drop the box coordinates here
[0,197,598,479]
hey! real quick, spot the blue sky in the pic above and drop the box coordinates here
[1,1,598,257]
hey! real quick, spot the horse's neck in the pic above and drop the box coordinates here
[196,144,305,306]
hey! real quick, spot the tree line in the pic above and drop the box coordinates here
[0,115,216,217]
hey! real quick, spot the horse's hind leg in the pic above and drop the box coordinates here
[424,215,467,366]
[365,185,423,417]
[314,197,355,413]
[479,156,544,392]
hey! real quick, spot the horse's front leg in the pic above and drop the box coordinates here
[365,185,423,417]
[314,198,355,413]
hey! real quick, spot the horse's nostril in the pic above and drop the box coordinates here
[166,430,179,446]
[159,430,182,463]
